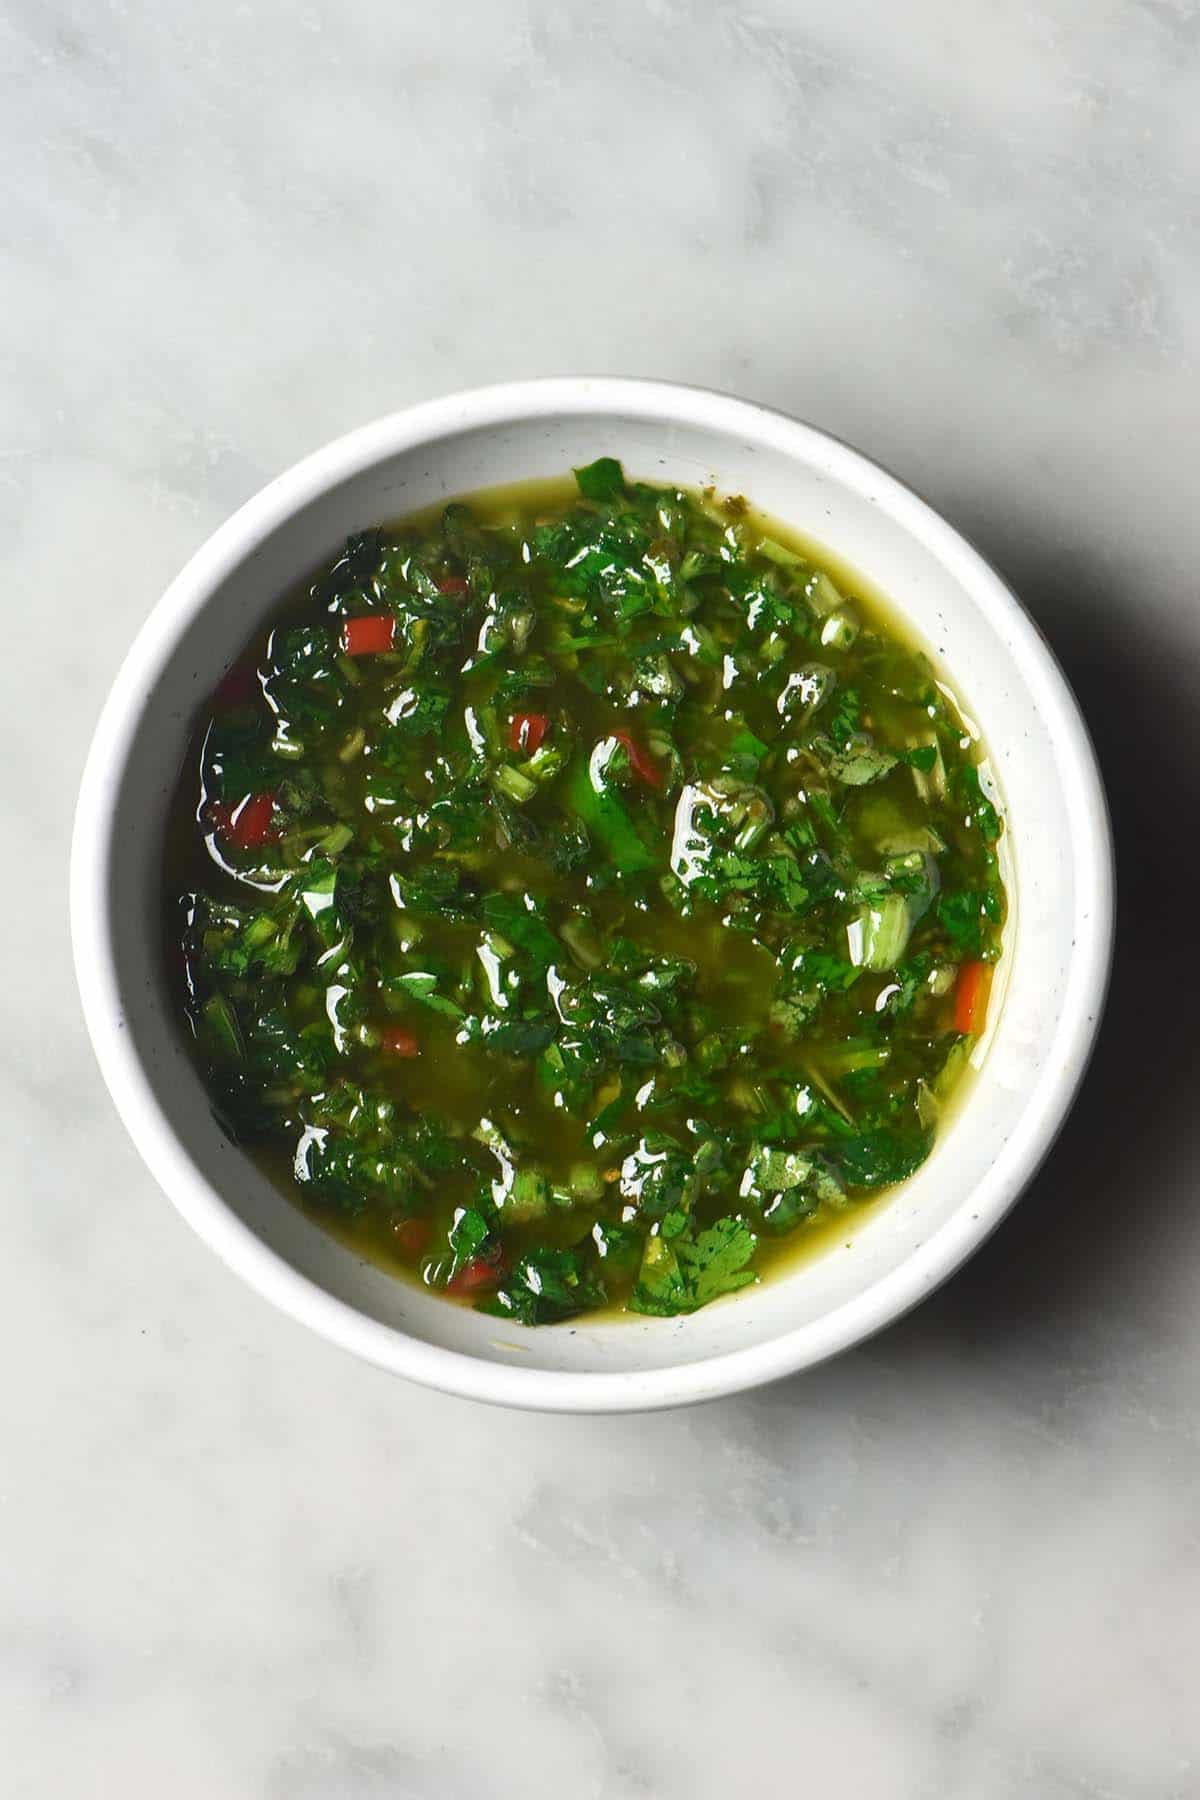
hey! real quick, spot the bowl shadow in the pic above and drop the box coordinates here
[741,532,1196,1412]
[892,536,1195,1351]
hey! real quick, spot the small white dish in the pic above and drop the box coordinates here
[70,379,1113,1411]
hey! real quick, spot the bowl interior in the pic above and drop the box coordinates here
[77,387,1109,1402]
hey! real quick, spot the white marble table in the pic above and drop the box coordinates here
[4,2,1199,1793]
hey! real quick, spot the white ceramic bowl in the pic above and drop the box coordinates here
[71,379,1113,1412]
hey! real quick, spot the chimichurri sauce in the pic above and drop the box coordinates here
[165,461,1006,1326]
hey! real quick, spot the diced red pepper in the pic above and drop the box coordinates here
[209,792,279,850]
[214,662,259,707]
[447,1248,505,1294]
[437,574,470,597]
[393,1217,432,1257]
[612,730,663,790]
[380,1026,420,1058]
[954,961,992,1036]
[509,712,549,754]
[342,615,396,656]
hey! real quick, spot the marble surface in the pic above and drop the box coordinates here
[3,0,1199,1793]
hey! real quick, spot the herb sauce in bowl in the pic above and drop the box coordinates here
[165,459,1005,1327]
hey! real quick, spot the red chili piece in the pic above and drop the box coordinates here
[342,615,396,656]
[612,729,663,789]
[380,1026,420,1058]
[954,961,992,1036]
[209,793,279,850]
[509,712,549,754]
[213,662,259,707]
[393,1217,432,1257]
[447,1252,505,1295]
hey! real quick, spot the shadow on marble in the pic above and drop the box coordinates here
[750,535,1191,1411]
[910,540,1187,1336]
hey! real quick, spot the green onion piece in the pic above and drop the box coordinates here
[820,609,860,651]
[847,893,913,971]
[493,764,538,805]
[317,822,354,856]
[805,569,845,616]
[758,536,805,569]
[201,993,244,1062]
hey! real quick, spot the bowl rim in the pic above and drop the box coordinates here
[70,376,1115,1412]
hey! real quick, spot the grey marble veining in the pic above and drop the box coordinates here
[3,1,1199,1794]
